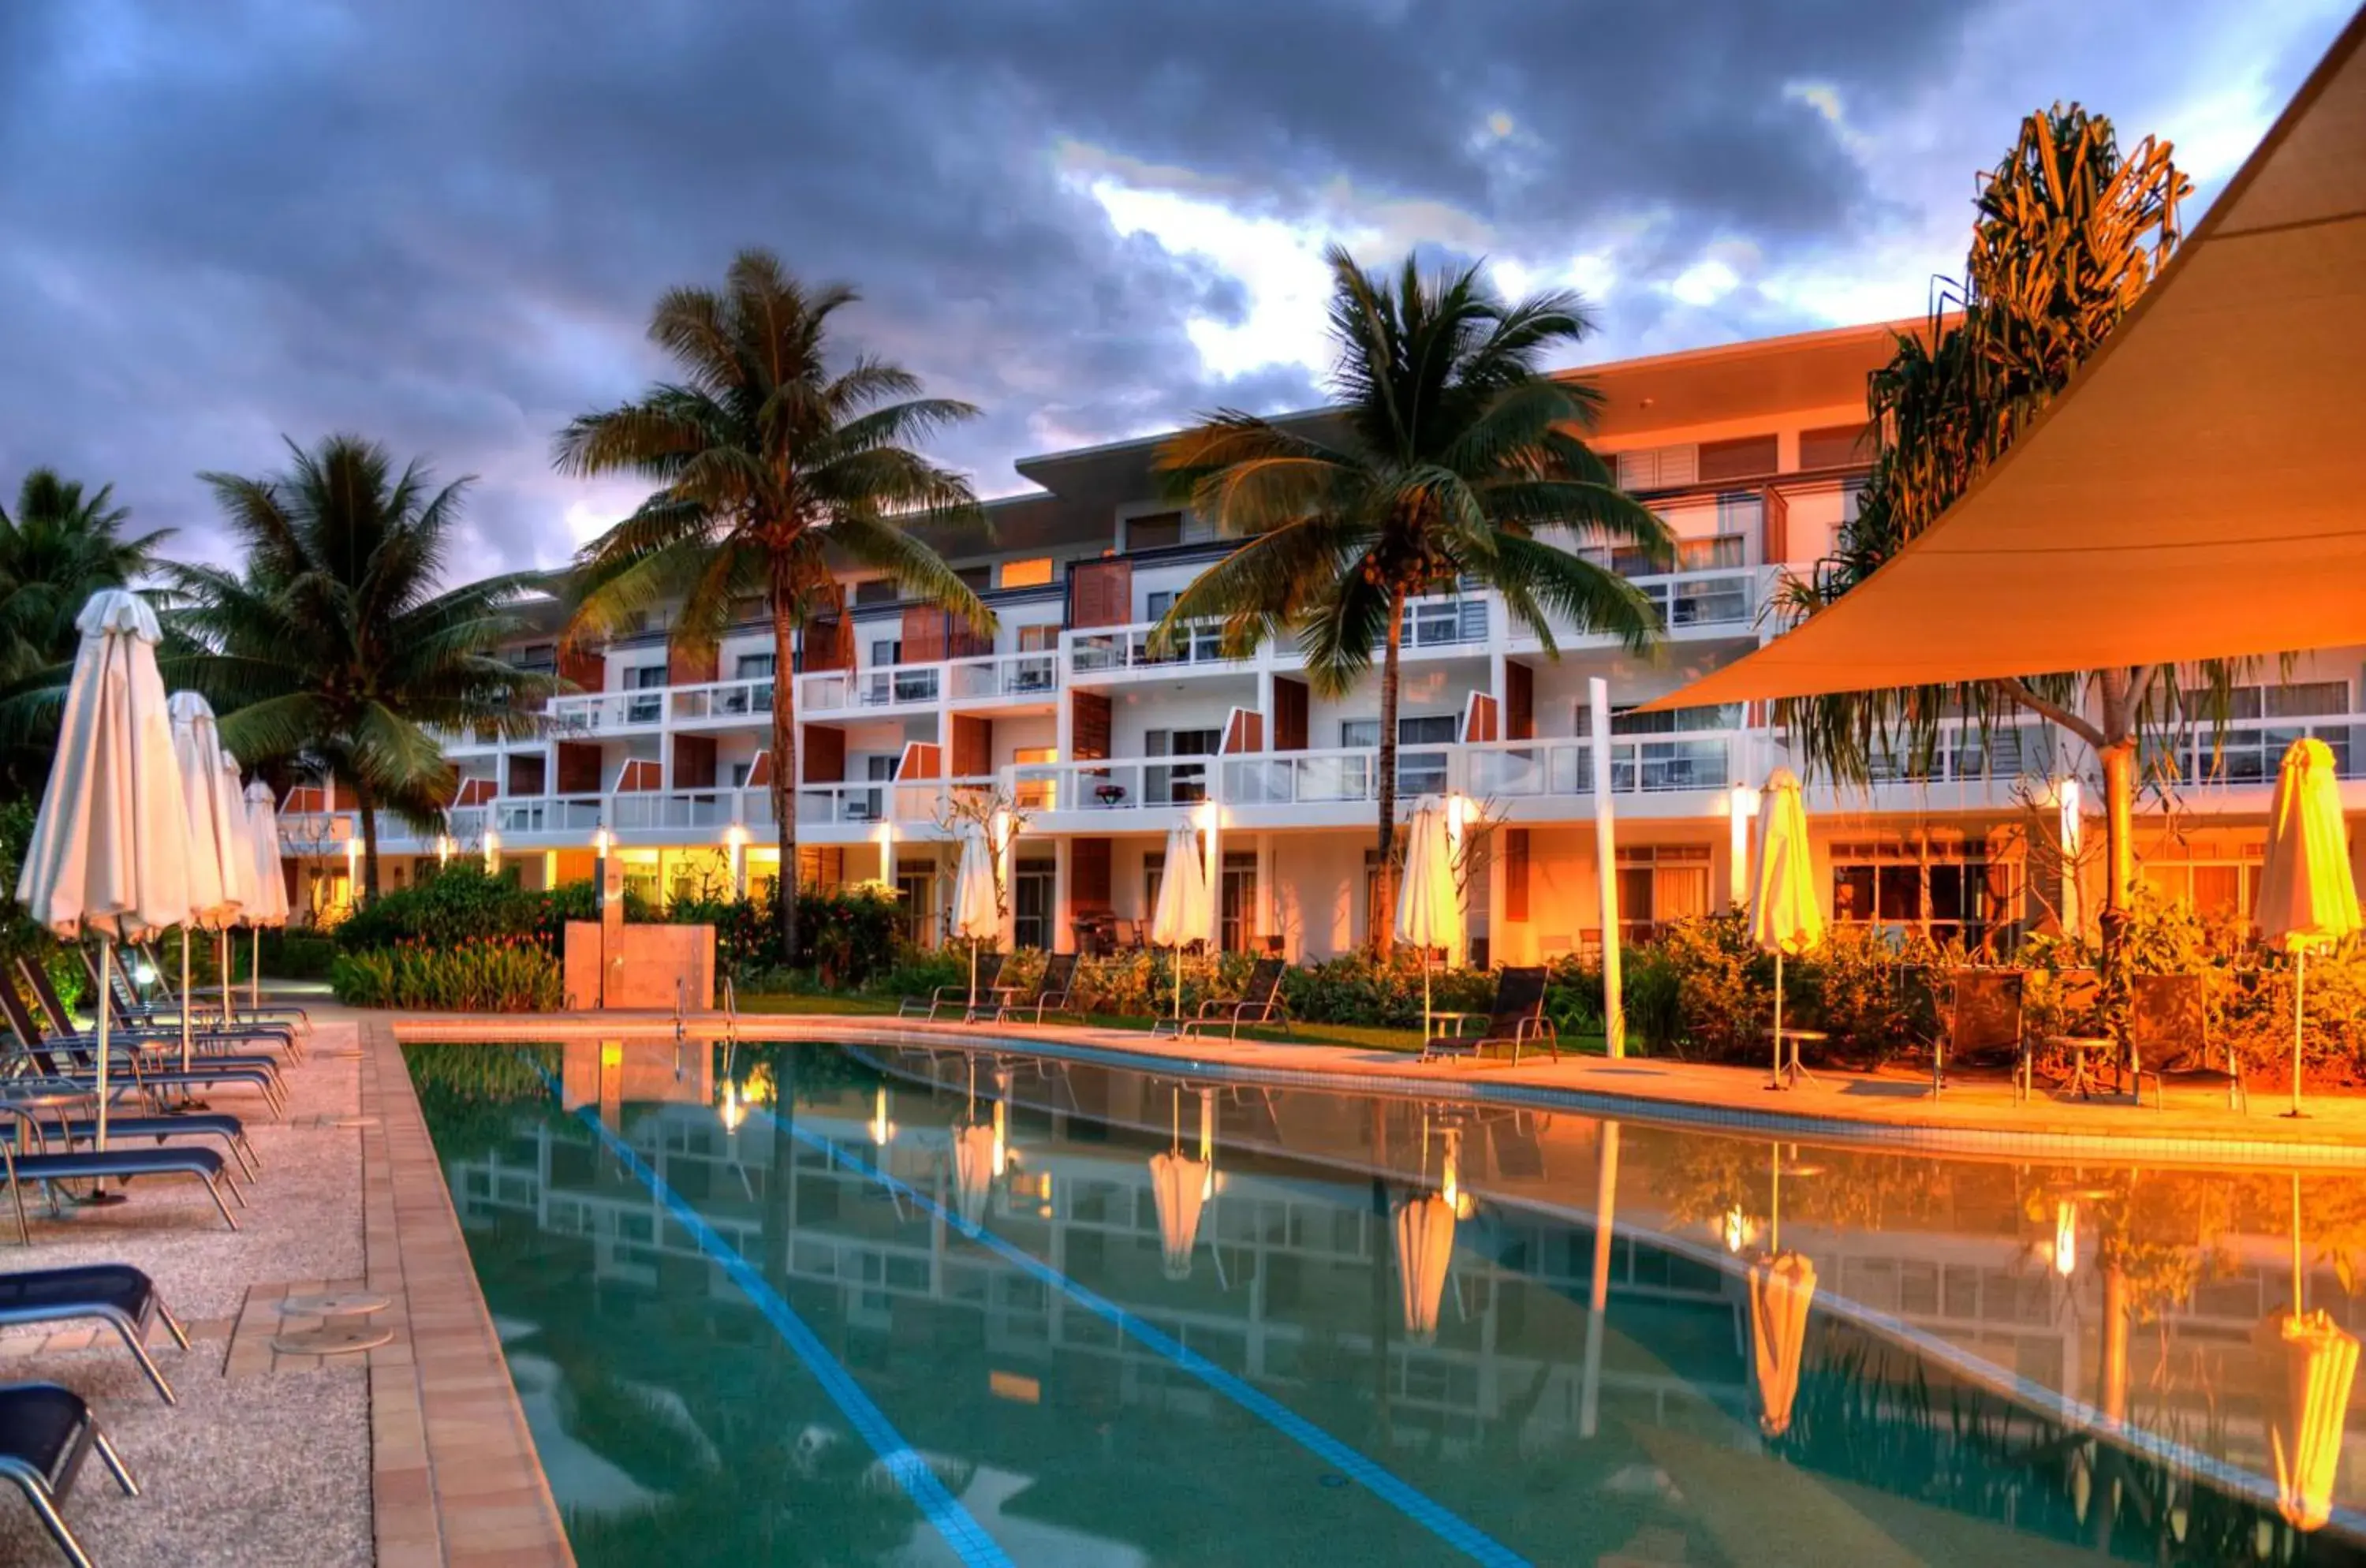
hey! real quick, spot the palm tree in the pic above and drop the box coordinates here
[0,470,172,793]
[1154,246,1670,954]
[172,435,559,900]
[557,248,991,964]
[1778,106,2193,950]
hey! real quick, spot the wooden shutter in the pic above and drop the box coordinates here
[672,734,717,789]
[950,714,992,778]
[1068,560,1133,629]
[901,605,945,663]
[1506,663,1535,741]
[1071,838,1113,911]
[1070,691,1112,761]
[556,743,603,795]
[896,741,942,779]
[1271,677,1309,752]
[1763,484,1791,565]
[1222,708,1265,753]
[802,726,845,784]
[1461,692,1498,744]
[1697,434,1779,483]
[1799,423,1873,470]
[1505,830,1531,922]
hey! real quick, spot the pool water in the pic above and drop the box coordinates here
[408,1038,2366,1566]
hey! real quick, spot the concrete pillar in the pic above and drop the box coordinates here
[1204,809,1224,951]
[1484,821,1507,971]
[1053,836,1074,954]
[1589,677,1625,1057]
[1256,832,1278,954]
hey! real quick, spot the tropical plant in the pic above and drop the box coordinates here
[1778,106,2196,954]
[1154,246,1670,952]
[331,936,563,1010]
[0,469,172,793]
[557,248,993,964]
[171,436,560,899]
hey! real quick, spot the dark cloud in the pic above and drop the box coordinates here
[0,0,2342,573]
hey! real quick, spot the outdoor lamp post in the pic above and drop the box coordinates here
[724,822,751,899]
[1728,783,1760,909]
[593,825,615,913]
[483,827,501,877]
[343,836,360,905]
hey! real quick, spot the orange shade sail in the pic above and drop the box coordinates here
[1648,9,2366,711]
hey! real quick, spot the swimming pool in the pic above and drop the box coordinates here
[408,1036,2366,1566]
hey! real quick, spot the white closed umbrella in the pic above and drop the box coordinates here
[1150,820,1213,1026]
[1750,768,1823,1091]
[169,692,244,1070]
[2258,737,2361,1118]
[243,779,292,1011]
[17,591,192,1151]
[215,748,261,1027]
[947,821,998,1017]
[1394,800,1460,1043]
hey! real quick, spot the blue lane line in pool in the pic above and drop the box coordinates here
[543,1081,1012,1568]
[756,1107,1531,1568]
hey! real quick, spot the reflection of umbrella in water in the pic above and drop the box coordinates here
[1392,1121,1472,1345]
[1148,1087,1212,1279]
[2256,1171,2360,1533]
[953,1122,998,1230]
[1745,1143,1819,1439]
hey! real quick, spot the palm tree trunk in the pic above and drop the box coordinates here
[1372,587,1406,958]
[2095,666,2139,945]
[769,577,802,966]
[353,776,383,903]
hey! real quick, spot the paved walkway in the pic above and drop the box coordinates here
[397,1008,2366,1167]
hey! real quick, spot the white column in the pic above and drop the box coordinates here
[1203,807,1224,951]
[1727,784,1756,911]
[1589,677,1625,1058]
[995,810,1017,950]
[1053,836,1074,954]
[876,821,896,896]
[1256,832,1278,954]
[1484,820,1507,969]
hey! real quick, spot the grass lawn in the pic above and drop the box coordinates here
[737,991,1607,1058]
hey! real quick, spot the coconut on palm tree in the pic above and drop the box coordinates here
[173,435,559,900]
[558,248,991,963]
[0,470,173,793]
[1154,246,1670,954]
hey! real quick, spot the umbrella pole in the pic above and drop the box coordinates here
[1423,956,1432,1047]
[219,929,232,1025]
[2286,949,2308,1119]
[968,939,978,1018]
[1174,944,1183,1024]
[180,930,194,1072]
[252,928,262,1013]
[1767,950,1785,1091]
[95,938,112,1152]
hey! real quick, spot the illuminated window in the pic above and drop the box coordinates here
[999,558,1054,589]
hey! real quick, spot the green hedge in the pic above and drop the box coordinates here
[333,938,562,1011]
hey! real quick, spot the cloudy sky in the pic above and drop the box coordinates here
[0,0,2346,574]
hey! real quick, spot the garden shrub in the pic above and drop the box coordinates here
[333,937,562,1011]
[259,928,338,980]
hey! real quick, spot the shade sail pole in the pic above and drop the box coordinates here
[1590,678,1625,1058]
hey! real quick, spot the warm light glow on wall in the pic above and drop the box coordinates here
[592,825,615,856]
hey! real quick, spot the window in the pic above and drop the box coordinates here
[1614,846,1712,944]
[1615,445,1699,491]
[1677,535,1747,571]
[1830,838,2017,948]
[625,665,666,722]
[1399,597,1486,647]
[1696,433,1778,483]
[1017,624,1058,652]
[514,643,557,674]
[1127,512,1185,551]
[999,558,1054,589]
[2176,681,2349,782]
[1013,746,1058,810]
[1220,850,1260,954]
[870,640,902,667]
[733,653,775,680]
[853,579,899,606]
[1340,717,1453,795]
[1146,590,1176,620]
[954,566,993,594]
[2140,849,2263,921]
[1799,423,1873,470]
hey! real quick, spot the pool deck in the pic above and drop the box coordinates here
[395,1007,2366,1167]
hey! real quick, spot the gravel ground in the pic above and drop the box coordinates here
[0,1021,372,1566]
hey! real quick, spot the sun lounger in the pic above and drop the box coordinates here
[0,1128,244,1241]
[0,1264,189,1404]
[994,953,1080,1024]
[1421,967,1558,1064]
[900,952,1005,1020]
[83,954,298,1055]
[1181,957,1290,1039]
[24,961,295,1073]
[0,987,286,1118]
[0,1099,257,1185]
[1935,969,2029,1101]
[0,1381,140,1566]
[133,942,310,1031]
[2129,973,2246,1111]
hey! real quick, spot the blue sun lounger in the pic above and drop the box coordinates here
[0,1265,188,1404]
[0,1382,139,1566]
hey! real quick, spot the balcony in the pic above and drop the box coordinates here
[666,676,775,726]
[798,663,942,714]
[1065,622,1245,679]
[2155,715,2364,786]
[949,651,1060,703]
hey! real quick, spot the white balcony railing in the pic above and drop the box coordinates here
[548,690,666,734]
[2159,715,2364,786]
[950,651,1061,701]
[666,677,775,724]
[1066,622,1242,678]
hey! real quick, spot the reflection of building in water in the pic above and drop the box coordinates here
[446,1056,2366,1519]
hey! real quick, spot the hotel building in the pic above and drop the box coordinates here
[277,317,2366,958]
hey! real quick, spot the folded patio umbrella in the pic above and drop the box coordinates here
[1750,768,1823,1090]
[213,748,262,1026]
[1748,1251,1818,1438]
[242,778,292,1011]
[1394,799,1459,1043]
[947,820,998,1015]
[1149,819,1213,1024]
[17,591,193,1149]
[2253,1306,2360,1532]
[1392,1191,1457,1346]
[168,693,244,1070]
[2256,737,2361,1117]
